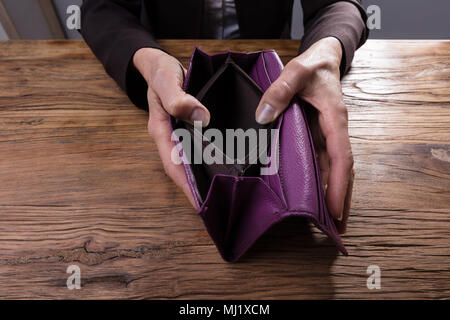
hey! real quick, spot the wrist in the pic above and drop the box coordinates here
[303,37,342,74]
[133,47,166,83]
[318,37,342,71]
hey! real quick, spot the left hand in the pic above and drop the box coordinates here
[255,37,354,233]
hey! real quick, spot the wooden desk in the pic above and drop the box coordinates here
[0,40,448,299]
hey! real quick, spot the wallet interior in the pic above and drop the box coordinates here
[177,55,271,201]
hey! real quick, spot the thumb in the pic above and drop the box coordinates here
[255,60,311,124]
[152,68,210,127]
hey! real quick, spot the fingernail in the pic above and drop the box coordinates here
[190,108,209,127]
[256,103,277,124]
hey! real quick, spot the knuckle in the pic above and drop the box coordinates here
[151,67,169,85]
[343,150,354,169]
[166,97,185,117]
[331,143,354,171]
[325,102,348,128]
[335,102,348,117]
[271,79,295,100]
[161,161,172,178]
[147,119,160,138]
[348,153,354,169]
[287,59,307,74]
[147,122,155,137]
[287,59,316,77]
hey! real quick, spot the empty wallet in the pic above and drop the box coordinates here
[170,48,347,262]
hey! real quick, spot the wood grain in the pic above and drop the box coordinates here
[0,40,448,299]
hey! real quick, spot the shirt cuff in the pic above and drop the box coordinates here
[108,32,163,110]
[299,1,368,77]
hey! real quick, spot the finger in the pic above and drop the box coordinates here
[335,169,355,234]
[307,107,329,190]
[318,149,330,191]
[318,109,353,220]
[147,89,197,208]
[152,67,210,127]
[255,59,312,124]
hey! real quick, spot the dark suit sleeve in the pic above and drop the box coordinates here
[299,0,369,76]
[80,0,162,109]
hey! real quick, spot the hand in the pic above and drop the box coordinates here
[255,37,354,233]
[133,48,211,208]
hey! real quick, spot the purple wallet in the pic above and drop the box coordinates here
[170,48,346,262]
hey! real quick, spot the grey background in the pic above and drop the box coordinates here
[2,0,54,39]
[0,0,449,40]
[0,20,7,39]
[291,0,450,39]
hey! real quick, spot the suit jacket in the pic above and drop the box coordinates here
[80,0,368,110]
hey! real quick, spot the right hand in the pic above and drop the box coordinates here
[133,48,211,208]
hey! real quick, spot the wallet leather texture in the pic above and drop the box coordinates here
[170,48,347,262]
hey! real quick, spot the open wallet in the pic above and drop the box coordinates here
[170,48,347,262]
